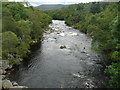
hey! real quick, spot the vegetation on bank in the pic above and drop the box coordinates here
[45,2,120,88]
[2,2,52,64]
[2,1,120,88]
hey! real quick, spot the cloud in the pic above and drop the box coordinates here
[8,0,103,3]
[8,0,120,6]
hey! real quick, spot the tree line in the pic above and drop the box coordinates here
[45,2,120,88]
[2,2,52,64]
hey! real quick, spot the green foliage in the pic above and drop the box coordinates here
[16,20,32,43]
[111,51,120,61]
[105,63,120,88]
[90,2,101,14]
[2,2,52,64]
[2,7,17,33]
[2,31,19,53]
[3,2,28,21]
[9,58,20,65]
[16,42,30,57]
[28,9,52,40]
[105,16,120,88]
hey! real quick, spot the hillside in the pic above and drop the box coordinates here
[35,4,69,10]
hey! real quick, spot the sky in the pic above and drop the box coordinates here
[7,0,118,6]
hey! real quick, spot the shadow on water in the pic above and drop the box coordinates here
[7,40,42,80]
[23,41,42,66]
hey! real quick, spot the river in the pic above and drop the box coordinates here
[9,20,108,88]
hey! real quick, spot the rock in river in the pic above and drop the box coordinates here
[60,45,66,49]
[12,82,19,86]
[2,79,13,89]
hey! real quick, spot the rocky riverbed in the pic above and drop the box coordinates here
[0,60,28,89]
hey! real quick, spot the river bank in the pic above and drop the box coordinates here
[0,60,28,89]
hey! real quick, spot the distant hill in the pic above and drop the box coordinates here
[35,4,69,11]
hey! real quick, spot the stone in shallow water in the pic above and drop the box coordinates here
[86,54,90,57]
[1,60,9,70]
[0,69,3,75]
[60,45,66,49]
[81,50,86,53]
[60,33,65,36]
[72,73,85,78]
[12,82,19,86]
[70,33,78,36]
[72,73,81,78]
[84,78,95,88]
[1,75,6,80]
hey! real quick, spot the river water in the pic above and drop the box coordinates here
[9,20,108,88]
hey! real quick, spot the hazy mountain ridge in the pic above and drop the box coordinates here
[35,4,69,10]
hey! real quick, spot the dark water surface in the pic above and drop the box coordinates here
[9,20,108,88]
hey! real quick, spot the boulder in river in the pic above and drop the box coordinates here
[84,79,94,88]
[60,45,66,49]
[72,73,85,78]
[60,33,65,36]
[81,50,86,53]
[12,82,19,86]
[86,54,90,57]
[72,73,81,78]
[2,79,13,89]
[1,75,6,80]
[57,32,60,34]
[71,33,78,36]
[1,60,9,70]
[0,69,3,75]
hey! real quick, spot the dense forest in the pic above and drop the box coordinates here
[1,1,120,88]
[45,2,120,88]
[2,2,52,64]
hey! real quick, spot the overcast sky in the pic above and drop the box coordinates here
[8,0,119,6]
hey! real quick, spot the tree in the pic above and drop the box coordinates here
[2,31,19,56]
[16,20,32,43]
[90,2,101,14]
